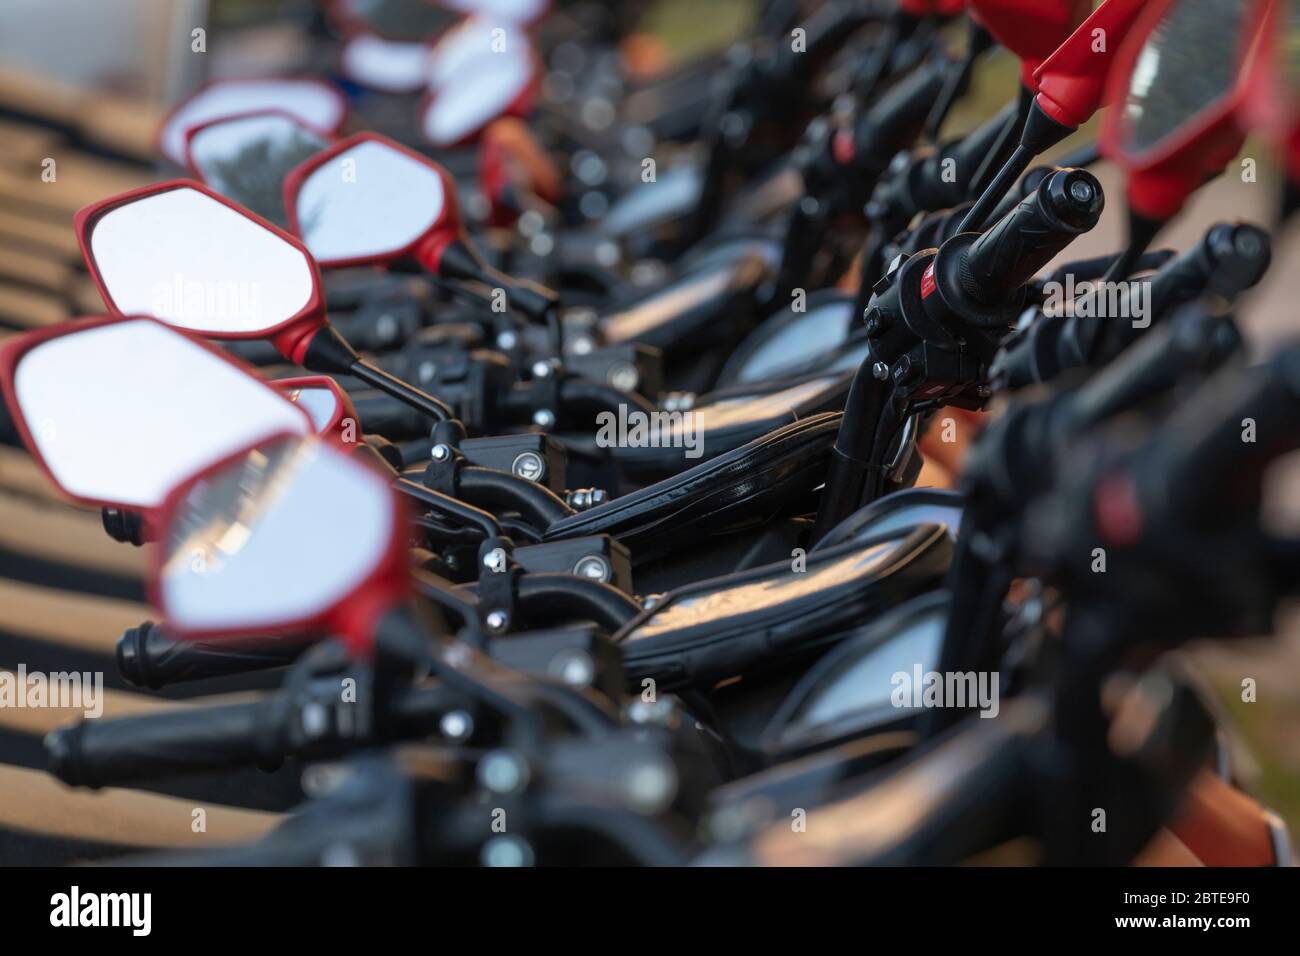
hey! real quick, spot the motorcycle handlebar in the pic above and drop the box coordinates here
[961,168,1104,308]
[46,698,273,788]
[45,681,456,789]
[116,621,305,689]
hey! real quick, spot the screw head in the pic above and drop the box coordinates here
[496,330,518,350]
[431,443,452,462]
[512,451,546,482]
[1235,230,1263,257]
[608,361,639,392]
[1068,178,1095,204]
[478,750,528,794]
[485,609,509,633]
[872,361,890,381]
[624,759,678,813]
[439,710,474,741]
[532,409,556,429]
[573,555,610,581]
[481,835,534,867]
[531,360,552,379]
[551,649,595,687]
[299,702,329,739]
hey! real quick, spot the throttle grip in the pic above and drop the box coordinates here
[962,168,1103,305]
[46,699,273,788]
[117,621,303,689]
[926,168,1103,329]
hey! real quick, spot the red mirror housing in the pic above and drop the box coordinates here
[273,375,360,447]
[968,0,1091,88]
[75,180,329,366]
[1032,0,1149,127]
[282,130,464,271]
[150,433,410,656]
[1100,0,1259,220]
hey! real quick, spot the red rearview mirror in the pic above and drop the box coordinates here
[152,433,409,655]
[0,315,312,513]
[968,0,1091,88]
[1101,0,1260,220]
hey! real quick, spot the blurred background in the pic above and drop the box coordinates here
[0,0,1296,839]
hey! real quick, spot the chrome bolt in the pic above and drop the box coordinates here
[566,488,607,510]
[478,750,528,794]
[299,702,329,739]
[1068,178,1095,204]
[431,443,452,462]
[481,835,534,868]
[624,759,677,813]
[872,361,890,381]
[533,409,556,429]
[439,710,474,741]
[496,330,518,350]
[485,609,509,633]
[627,697,674,725]
[551,649,594,687]
[608,361,639,392]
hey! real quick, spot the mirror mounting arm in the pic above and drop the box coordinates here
[424,235,563,354]
[301,324,454,423]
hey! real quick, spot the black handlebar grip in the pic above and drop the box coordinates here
[852,59,950,173]
[1154,349,1300,520]
[1148,223,1272,318]
[45,700,272,788]
[960,168,1104,308]
[117,621,303,690]
[873,101,1021,228]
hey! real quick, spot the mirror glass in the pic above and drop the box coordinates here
[188,113,329,228]
[736,300,855,383]
[422,19,534,146]
[783,597,947,733]
[341,34,431,92]
[160,436,396,633]
[292,138,449,264]
[338,0,453,40]
[88,185,317,336]
[427,18,528,86]
[1119,0,1248,159]
[11,319,310,507]
[283,384,340,433]
[160,79,344,167]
